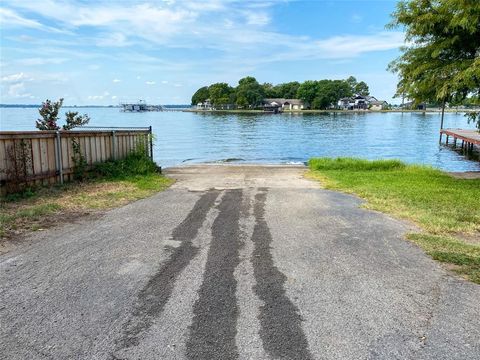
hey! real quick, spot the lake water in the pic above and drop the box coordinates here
[1,107,478,171]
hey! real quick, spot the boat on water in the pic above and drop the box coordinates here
[120,100,163,112]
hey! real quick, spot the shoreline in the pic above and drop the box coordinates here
[184,108,478,114]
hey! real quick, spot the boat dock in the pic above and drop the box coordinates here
[440,128,480,153]
[120,100,164,112]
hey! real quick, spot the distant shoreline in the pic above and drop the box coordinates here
[184,108,478,114]
[0,105,190,109]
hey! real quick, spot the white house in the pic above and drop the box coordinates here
[196,99,212,110]
[264,98,305,111]
[337,95,380,110]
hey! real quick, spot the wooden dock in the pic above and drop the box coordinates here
[440,129,480,152]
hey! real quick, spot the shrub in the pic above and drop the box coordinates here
[93,147,158,179]
[36,98,90,131]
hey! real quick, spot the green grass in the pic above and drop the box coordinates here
[1,152,173,241]
[308,157,480,284]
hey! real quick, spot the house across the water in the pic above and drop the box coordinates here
[369,100,389,110]
[337,95,387,110]
[263,98,305,111]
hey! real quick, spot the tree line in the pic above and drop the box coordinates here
[191,76,370,110]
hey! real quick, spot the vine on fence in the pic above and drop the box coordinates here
[2,140,34,193]
[71,138,88,181]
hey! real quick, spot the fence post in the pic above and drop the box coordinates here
[112,130,116,160]
[55,131,64,184]
[148,126,153,159]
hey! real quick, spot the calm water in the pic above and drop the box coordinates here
[1,107,478,171]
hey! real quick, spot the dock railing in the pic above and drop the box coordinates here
[0,126,153,195]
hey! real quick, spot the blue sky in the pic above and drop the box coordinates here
[0,0,405,105]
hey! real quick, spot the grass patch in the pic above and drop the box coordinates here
[308,157,480,284]
[1,151,173,242]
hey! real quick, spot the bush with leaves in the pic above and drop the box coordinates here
[64,111,90,130]
[93,145,158,179]
[36,98,90,131]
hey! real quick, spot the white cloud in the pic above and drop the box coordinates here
[96,32,130,47]
[17,57,68,66]
[314,32,405,59]
[4,1,404,65]
[244,11,270,26]
[0,7,67,33]
[7,82,31,98]
[1,1,407,103]
[111,95,117,100]
[1,72,33,82]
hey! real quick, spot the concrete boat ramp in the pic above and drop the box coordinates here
[1,165,479,359]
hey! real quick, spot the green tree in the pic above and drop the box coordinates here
[388,0,480,129]
[332,80,353,99]
[276,81,301,99]
[354,81,370,96]
[235,76,265,108]
[296,80,319,106]
[346,76,358,94]
[312,80,347,109]
[208,83,233,107]
[262,83,279,98]
[191,86,210,105]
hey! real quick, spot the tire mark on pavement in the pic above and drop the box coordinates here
[186,189,244,360]
[252,188,314,360]
[115,190,219,352]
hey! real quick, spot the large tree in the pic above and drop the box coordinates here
[276,81,301,99]
[235,76,265,108]
[354,81,370,96]
[388,0,480,128]
[262,83,279,98]
[296,80,319,106]
[208,83,233,107]
[191,86,210,105]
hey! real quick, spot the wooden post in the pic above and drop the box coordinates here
[439,101,446,143]
[55,131,64,184]
[148,126,153,160]
[112,130,116,160]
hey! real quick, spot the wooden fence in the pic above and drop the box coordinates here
[0,127,152,195]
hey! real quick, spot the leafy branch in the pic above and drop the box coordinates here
[36,98,90,131]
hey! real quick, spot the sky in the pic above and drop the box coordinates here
[0,0,406,105]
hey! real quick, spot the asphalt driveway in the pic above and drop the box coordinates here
[1,165,479,359]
